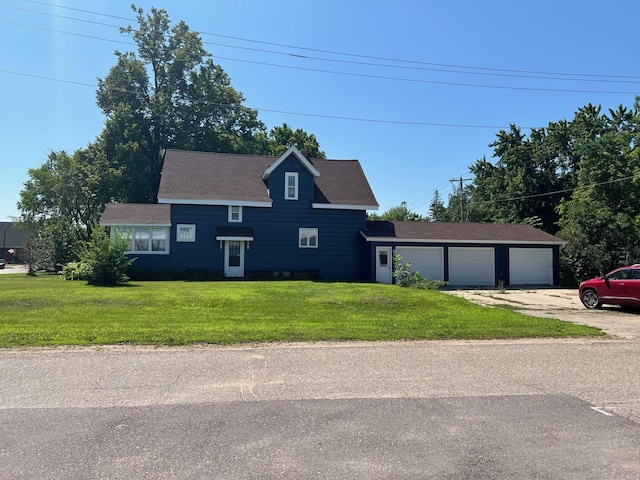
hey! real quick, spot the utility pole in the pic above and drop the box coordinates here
[449,176,473,222]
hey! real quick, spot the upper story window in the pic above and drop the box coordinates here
[176,224,196,242]
[228,205,243,222]
[285,172,298,200]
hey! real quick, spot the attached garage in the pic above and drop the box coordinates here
[449,247,495,286]
[509,248,553,285]
[396,246,444,281]
[361,221,565,287]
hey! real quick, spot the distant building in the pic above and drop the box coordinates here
[0,222,26,262]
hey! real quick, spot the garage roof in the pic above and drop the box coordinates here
[361,221,565,245]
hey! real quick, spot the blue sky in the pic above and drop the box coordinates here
[2,0,639,222]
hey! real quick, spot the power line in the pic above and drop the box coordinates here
[21,0,640,82]
[5,4,640,86]
[474,173,639,206]
[0,68,524,129]
[405,180,450,208]
[5,17,639,96]
[410,172,640,217]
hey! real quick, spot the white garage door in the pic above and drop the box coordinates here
[509,248,553,285]
[396,246,444,281]
[449,247,495,286]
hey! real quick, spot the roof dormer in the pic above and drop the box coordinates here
[261,146,320,180]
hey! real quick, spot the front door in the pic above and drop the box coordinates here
[224,241,245,277]
[376,246,393,284]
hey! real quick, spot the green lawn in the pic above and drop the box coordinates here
[0,275,604,347]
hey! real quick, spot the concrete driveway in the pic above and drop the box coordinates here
[444,288,640,340]
[0,264,29,274]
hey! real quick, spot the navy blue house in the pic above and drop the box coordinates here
[100,146,378,280]
[100,146,566,285]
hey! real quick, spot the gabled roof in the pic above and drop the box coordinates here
[157,148,378,209]
[362,221,565,245]
[100,203,171,226]
[262,146,320,179]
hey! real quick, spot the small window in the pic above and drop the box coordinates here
[299,228,318,248]
[228,241,241,267]
[285,172,298,200]
[228,205,242,222]
[177,224,196,242]
[379,250,388,267]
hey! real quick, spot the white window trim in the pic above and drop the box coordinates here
[285,172,298,200]
[112,226,170,254]
[176,224,196,242]
[228,205,243,223]
[299,228,318,248]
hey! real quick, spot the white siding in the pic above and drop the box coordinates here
[509,248,553,285]
[396,247,444,281]
[449,247,495,286]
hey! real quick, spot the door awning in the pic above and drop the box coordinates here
[215,226,254,241]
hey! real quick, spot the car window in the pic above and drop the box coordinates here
[608,269,630,280]
[629,269,640,279]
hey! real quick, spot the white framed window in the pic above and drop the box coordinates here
[113,227,133,252]
[228,205,242,222]
[177,224,196,242]
[285,172,298,200]
[299,228,318,248]
[111,226,169,254]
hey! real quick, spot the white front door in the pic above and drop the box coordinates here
[375,246,393,284]
[224,241,245,277]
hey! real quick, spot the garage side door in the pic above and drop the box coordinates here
[509,248,553,285]
[449,247,495,286]
[396,247,444,281]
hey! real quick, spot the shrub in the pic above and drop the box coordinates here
[61,261,91,281]
[392,254,446,290]
[79,226,135,286]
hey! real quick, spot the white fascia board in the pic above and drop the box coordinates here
[312,203,379,211]
[361,235,565,246]
[215,236,254,241]
[100,222,171,227]
[262,146,320,179]
[158,198,272,207]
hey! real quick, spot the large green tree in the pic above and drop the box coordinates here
[96,5,265,202]
[557,103,640,283]
[451,100,640,284]
[16,145,114,269]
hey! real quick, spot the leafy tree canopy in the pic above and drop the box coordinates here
[369,202,426,221]
[96,4,265,202]
[256,123,326,158]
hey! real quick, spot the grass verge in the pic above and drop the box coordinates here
[0,275,604,347]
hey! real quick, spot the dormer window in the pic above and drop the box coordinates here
[228,205,242,222]
[285,172,298,200]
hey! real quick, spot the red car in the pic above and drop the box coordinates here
[579,265,640,309]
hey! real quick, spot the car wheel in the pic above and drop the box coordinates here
[581,289,602,309]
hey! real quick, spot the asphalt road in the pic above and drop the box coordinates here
[1,289,640,478]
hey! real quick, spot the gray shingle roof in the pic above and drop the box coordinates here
[312,158,378,207]
[362,221,565,244]
[100,204,171,226]
[158,150,273,204]
[157,149,378,208]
